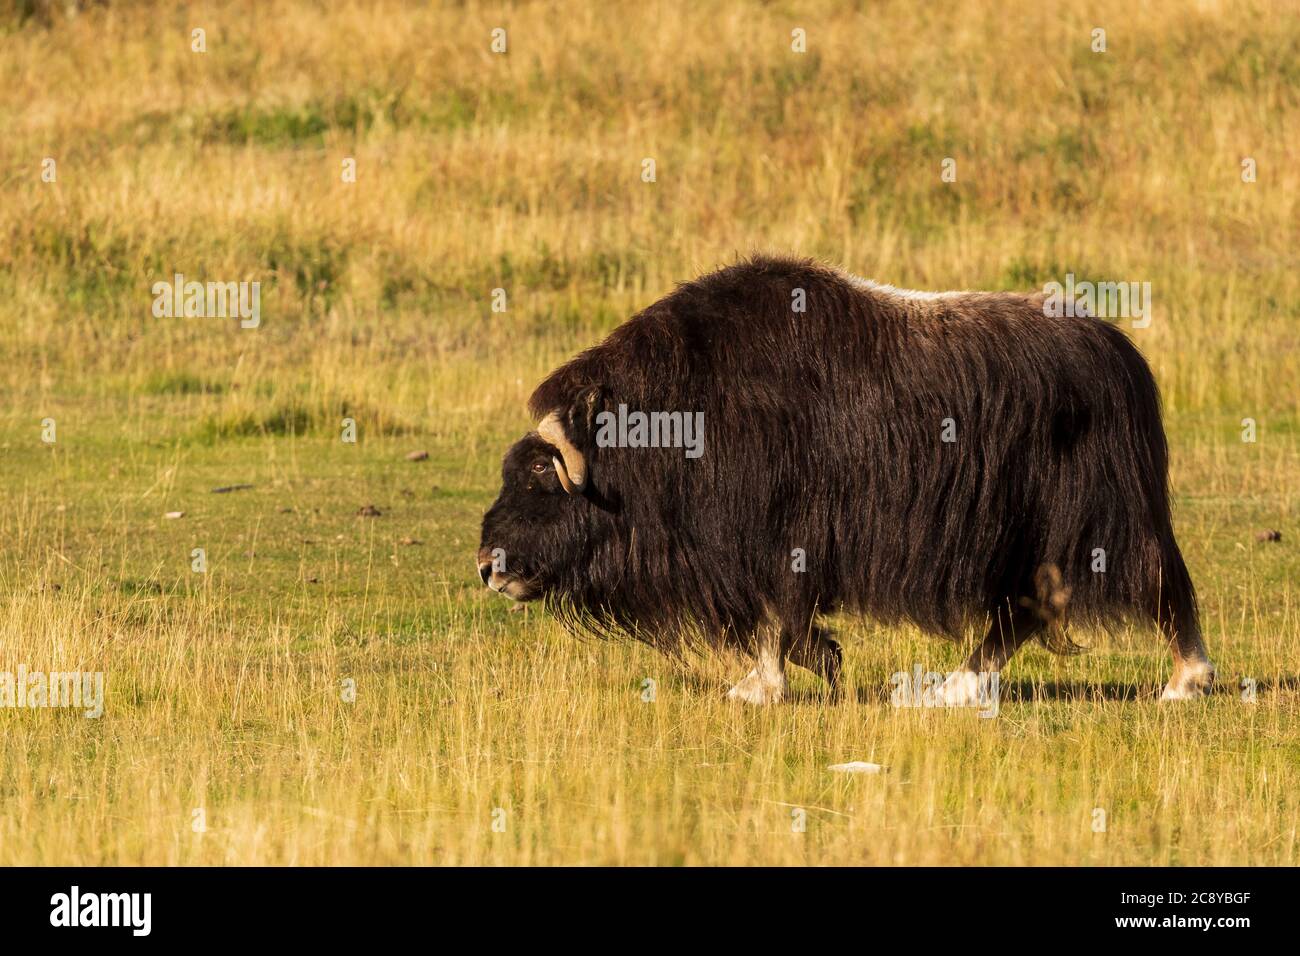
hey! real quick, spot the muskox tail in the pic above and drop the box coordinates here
[1026,537,1199,655]
[1026,564,1085,655]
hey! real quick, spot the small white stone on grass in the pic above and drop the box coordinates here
[828,761,886,774]
[164,511,185,519]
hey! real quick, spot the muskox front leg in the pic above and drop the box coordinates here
[726,621,788,705]
[786,625,842,697]
[939,605,1042,707]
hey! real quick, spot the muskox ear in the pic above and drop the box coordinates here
[565,386,604,448]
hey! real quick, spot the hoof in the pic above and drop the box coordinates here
[1160,660,1216,701]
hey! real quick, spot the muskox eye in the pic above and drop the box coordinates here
[531,461,548,475]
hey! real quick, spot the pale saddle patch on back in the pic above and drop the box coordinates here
[838,269,979,311]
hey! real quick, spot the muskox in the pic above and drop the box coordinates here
[478,256,1215,704]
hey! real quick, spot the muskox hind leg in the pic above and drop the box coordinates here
[726,620,788,706]
[1160,626,1216,701]
[1157,608,1215,701]
[938,605,1043,707]
[1152,546,1215,700]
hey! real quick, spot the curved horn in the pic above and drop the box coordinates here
[536,411,587,494]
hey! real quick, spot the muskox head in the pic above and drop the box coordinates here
[477,392,605,603]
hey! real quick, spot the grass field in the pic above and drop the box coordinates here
[1,0,1298,865]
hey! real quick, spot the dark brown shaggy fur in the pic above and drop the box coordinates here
[480,255,1198,661]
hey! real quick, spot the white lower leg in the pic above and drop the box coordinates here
[939,613,1033,708]
[937,669,985,707]
[1161,658,1216,701]
[1161,623,1216,701]
[727,630,787,705]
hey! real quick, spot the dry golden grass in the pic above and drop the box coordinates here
[0,0,1297,865]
